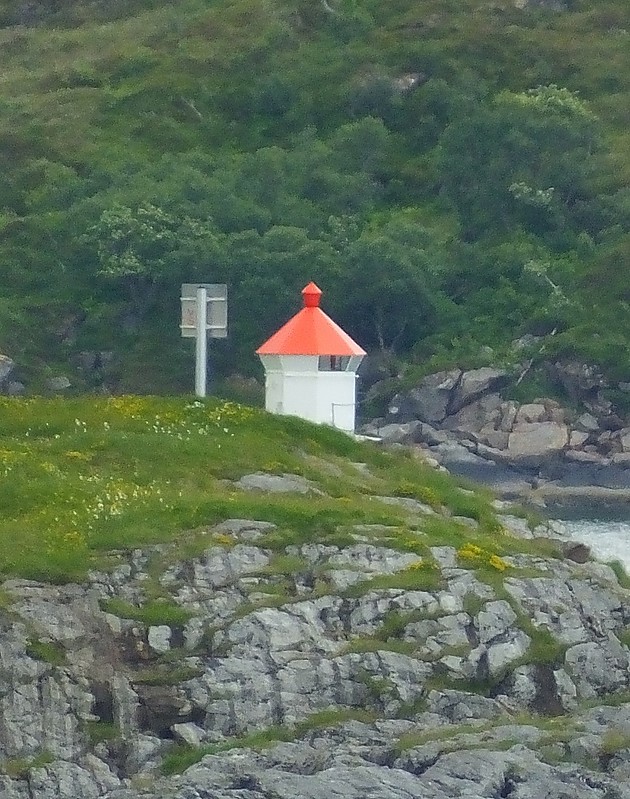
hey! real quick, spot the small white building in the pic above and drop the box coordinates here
[256,282,366,433]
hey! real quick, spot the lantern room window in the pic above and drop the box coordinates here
[319,355,350,371]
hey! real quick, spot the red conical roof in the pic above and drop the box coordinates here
[256,283,366,356]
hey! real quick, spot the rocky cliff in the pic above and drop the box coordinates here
[2,484,630,799]
[366,364,630,507]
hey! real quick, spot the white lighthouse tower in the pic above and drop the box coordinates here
[256,282,366,433]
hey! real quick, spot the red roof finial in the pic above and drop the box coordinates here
[302,282,322,308]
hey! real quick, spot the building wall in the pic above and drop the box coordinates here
[259,355,358,432]
[314,371,357,432]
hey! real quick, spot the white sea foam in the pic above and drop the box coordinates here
[550,519,630,570]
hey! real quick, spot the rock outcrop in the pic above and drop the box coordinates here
[2,508,630,798]
[366,366,630,497]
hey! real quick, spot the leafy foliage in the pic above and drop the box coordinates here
[0,0,629,388]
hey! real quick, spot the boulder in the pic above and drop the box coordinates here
[376,421,423,445]
[575,413,600,433]
[506,422,568,461]
[236,473,323,494]
[46,376,71,392]
[448,368,508,415]
[387,370,461,424]
[0,353,15,387]
[515,403,546,424]
[442,394,503,435]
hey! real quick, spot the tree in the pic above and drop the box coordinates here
[437,85,601,240]
[331,216,453,353]
[84,204,219,314]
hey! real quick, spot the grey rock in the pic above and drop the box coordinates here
[212,518,277,542]
[612,452,630,467]
[449,369,508,415]
[564,449,609,465]
[431,441,489,467]
[376,421,423,445]
[388,370,461,424]
[191,544,270,589]
[568,429,590,448]
[414,423,451,446]
[375,495,436,515]
[236,472,323,494]
[327,545,422,575]
[28,758,121,799]
[0,353,15,385]
[620,430,630,452]
[427,690,508,722]
[442,394,502,434]
[46,376,71,391]
[506,421,568,460]
[172,722,207,747]
[474,427,509,450]
[498,401,519,433]
[497,514,534,539]
[515,403,547,423]
[256,764,428,799]
[148,625,171,654]
[565,635,630,698]
[575,412,600,432]
[6,380,25,396]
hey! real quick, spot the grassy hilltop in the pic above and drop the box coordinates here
[0,394,548,584]
[0,0,629,393]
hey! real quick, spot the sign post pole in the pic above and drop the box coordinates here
[195,286,208,397]
[181,283,227,397]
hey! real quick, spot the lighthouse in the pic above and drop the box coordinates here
[256,282,366,433]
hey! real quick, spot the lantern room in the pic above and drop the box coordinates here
[256,282,366,433]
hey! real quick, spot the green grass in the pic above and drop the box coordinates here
[132,663,203,686]
[394,711,578,755]
[0,751,54,778]
[100,597,194,627]
[25,639,67,666]
[343,565,444,597]
[86,720,121,745]
[608,560,630,590]
[0,396,399,581]
[161,708,378,774]
[0,395,560,584]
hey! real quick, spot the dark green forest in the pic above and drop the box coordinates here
[0,0,629,398]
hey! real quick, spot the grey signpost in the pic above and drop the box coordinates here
[180,283,227,397]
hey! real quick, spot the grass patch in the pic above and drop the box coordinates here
[462,592,487,617]
[25,639,66,666]
[343,565,443,597]
[0,396,569,585]
[86,720,121,745]
[394,721,494,753]
[0,751,54,778]
[101,597,194,627]
[161,708,378,775]
[132,662,203,686]
[608,560,630,590]
[600,728,630,756]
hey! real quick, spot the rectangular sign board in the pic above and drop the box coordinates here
[180,283,227,338]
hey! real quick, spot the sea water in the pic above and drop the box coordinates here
[550,518,630,571]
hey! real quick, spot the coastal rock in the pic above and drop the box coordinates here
[506,422,569,460]
[236,473,323,494]
[0,353,15,387]
[442,394,502,435]
[0,515,630,798]
[448,369,508,415]
[388,370,461,424]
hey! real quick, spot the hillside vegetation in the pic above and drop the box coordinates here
[0,394,537,583]
[0,0,629,393]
